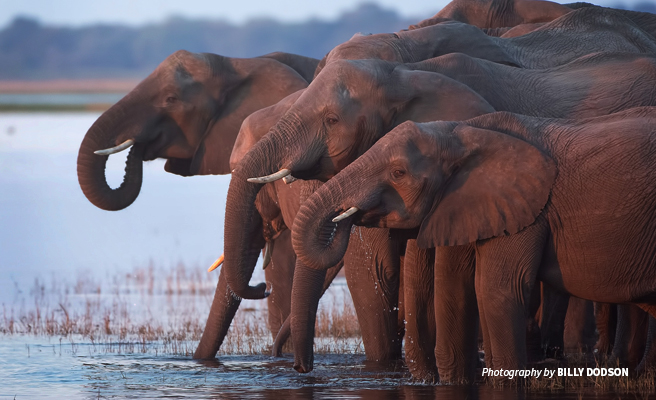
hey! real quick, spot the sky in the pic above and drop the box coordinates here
[0,0,635,29]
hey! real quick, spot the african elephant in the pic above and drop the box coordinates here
[228,50,656,380]
[409,0,572,30]
[74,49,321,359]
[291,108,656,378]
[315,8,656,75]
[229,92,404,365]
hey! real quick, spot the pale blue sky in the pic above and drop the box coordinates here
[0,0,634,28]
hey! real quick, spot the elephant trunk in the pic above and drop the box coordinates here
[193,269,241,359]
[77,102,144,211]
[291,262,327,373]
[292,179,355,271]
[223,129,292,300]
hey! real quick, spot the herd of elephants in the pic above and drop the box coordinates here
[76,0,656,384]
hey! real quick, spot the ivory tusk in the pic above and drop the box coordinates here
[332,206,359,223]
[247,169,291,184]
[207,254,225,272]
[94,139,135,156]
[282,175,297,184]
[262,241,274,270]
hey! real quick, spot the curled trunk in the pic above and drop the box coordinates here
[291,180,355,271]
[77,103,144,211]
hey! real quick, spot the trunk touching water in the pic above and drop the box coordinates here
[77,103,144,211]
[194,269,241,359]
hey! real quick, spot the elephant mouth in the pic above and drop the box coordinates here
[318,212,356,248]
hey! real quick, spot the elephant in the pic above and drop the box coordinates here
[486,3,656,40]
[290,107,656,379]
[409,0,572,30]
[314,8,656,75]
[228,90,405,365]
[74,49,322,359]
[226,50,656,381]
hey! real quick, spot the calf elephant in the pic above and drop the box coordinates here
[74,49,322,359]
[291,108,656,378]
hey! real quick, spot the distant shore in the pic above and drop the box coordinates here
[0,79,138,111]
[0,79,139,93]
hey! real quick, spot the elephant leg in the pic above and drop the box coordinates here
[272,260,343,356]
[475,219,547,376]
[636,308,656,374]
[540,284,568,359]
[564,297,596,354]
[526,284,542,362]
[609,304,648,370]
[265,230,296,340]
[193,268,241,359]
[344,227,402,362]
[403,239,437,382]
[433,244,478,384]
[594,302,617,356]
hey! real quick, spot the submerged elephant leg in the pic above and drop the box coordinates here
[194,268,241,359]
[345,227,402,362]
[403,239,437,382]
[475,219,547,378]
[433,244,478,384]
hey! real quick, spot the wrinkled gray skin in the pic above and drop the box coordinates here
[486,3,656,40]
[231,92,404,365]
[232,51,656,381]
[293,108,656,380]
[74,49,323,360]
[314,7,656,76]
[410,0,572,30]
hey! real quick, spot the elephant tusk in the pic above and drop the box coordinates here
[247,169,291,184]
[332,207,359,223]
[207,254,225,272]
[282,175,297,184]
[262,241,274,270]
[94,139,135,156]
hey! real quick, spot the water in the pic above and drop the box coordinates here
[1,112,653,399]
[0,112,234,304]
[2,335,640,399]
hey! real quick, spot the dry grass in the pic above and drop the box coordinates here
[0,262,363,357]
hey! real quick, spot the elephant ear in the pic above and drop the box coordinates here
[416,124,556,248]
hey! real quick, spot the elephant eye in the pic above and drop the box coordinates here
[392,169,406,179]
[165,96,177,105]
[325,115,339,125]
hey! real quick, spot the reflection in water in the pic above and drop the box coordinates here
[0,336,637,400]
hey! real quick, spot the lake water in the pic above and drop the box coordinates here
[1,112,654,399]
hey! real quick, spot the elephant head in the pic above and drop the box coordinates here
[223,58,495,299]
[292,119,556,270]
[77,50,309,211]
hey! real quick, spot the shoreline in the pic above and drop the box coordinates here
[0,79,139,94]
